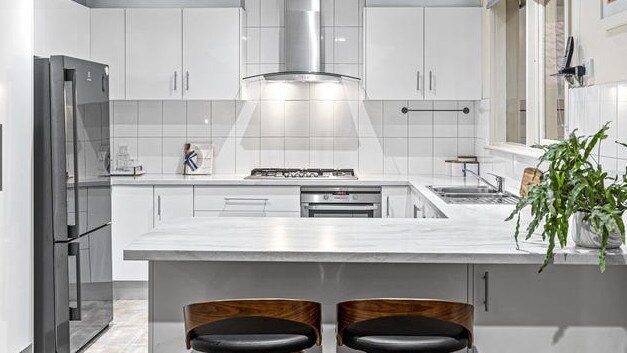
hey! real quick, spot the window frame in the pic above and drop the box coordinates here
[487,0,570,151]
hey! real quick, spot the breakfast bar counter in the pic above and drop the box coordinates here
[123,178,627,353]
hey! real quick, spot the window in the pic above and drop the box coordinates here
[491,0,568,148]
[542,0,567,141]
[505,0,527,145]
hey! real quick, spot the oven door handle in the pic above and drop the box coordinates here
[304,205,379,211]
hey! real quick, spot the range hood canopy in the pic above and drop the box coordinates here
[243,0,359,83]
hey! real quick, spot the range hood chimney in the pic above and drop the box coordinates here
[243,0,359,83]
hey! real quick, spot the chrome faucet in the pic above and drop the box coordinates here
[462,167,505,194]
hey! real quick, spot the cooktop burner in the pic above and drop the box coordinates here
[245,168,358,179]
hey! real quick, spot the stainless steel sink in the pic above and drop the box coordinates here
[427,185,519,205]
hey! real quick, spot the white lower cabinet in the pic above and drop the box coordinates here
[194,186,301,217]
[154,186,194,226]
[111,186,153,281]
[411,189,445,219]
[473,265,627,353]
[382,186,411,218]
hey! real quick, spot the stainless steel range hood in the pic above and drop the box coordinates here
[243,0,359,83]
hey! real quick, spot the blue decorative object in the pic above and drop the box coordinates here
[185,150,198,172]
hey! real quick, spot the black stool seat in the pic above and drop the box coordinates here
[344,335,468,353]
[191,334,316,353]
[337,300,474,353]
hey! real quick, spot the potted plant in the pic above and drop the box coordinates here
[507,123,627,272]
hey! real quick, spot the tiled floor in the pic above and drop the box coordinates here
[81,300,148,353]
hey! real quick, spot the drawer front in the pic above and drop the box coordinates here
[195,211,301,218]
[194,186,300,212]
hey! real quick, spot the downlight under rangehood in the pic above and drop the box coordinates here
[243,0,359,83]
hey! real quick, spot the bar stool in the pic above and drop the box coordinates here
[184,299,321,353]
[337,299,473,353]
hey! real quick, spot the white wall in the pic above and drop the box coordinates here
[35,0,90,59]
[572,0,627,85]
[0,0,34,351]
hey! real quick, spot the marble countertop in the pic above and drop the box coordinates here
[123,175,627,266]
[110,173,414,187]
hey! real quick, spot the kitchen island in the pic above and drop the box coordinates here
[124,177,627,353]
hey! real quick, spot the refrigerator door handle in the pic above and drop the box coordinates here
[68,242,82,321]
[64,69,80,238]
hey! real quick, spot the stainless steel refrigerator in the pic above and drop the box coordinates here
[34,56,113,353]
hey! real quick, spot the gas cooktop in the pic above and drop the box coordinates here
[245,168,358,180]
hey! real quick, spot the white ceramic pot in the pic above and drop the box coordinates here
[569,212,623,249]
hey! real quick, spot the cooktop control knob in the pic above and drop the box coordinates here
[352,194,358,200]
[323,195,330,200]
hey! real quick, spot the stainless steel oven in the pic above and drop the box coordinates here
[300,187,382,218]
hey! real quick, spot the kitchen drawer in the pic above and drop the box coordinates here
[193,186,300,213]
[195,211,301,218]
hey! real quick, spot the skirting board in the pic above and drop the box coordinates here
[114,281,149,300]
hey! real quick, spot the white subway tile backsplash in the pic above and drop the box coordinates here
[137,137,162,174]
[245,0,260,27]
[261,100,285,137]
[334,27,359,64]
[408,138,433,175]
[458,101,475,138]
[618,102,627,160]
[260,27,284,64]
[383,101,408,138]
[236,101,261,137]
[260,137,285,167]
[321,0,335,27]
[137,101,162,137]
[212,101,236,138]
[285,137,310,168]
[161,137,186,174]
[310,101,334,137]
[334,0,359,27]
[384,138,408,176]
[359,100,383,138]
[358,138,383,175]
[334,138,359,170]
[285,101,310,137]
[186,101,211,138]
[458,138,475,156]
[310,137,334,168]
[433,101,457,138]
[260,0,285,27]
[162,101,187,138]
[113,101,138,138]
[407,101,433,138]
[246,27,260,64]
[334,100,358,137]
[322,27,334,65]
[212,136,236,174]
[236,137,260,174]
[433,138,457,175]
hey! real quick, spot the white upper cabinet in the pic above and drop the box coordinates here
[183,8,242,100]
[90,9,125,100]
[126,9,183,100]
[365,8,424,100]
[424,7,482,101]
[364,7,481,101]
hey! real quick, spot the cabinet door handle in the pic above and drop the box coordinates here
[416,71,420,91]
[386,196,390,217]
[483,271,490,312]
[157,195,162,221]
[429,71,433,91]
[186,71,190,91]
[174,71,178,91]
